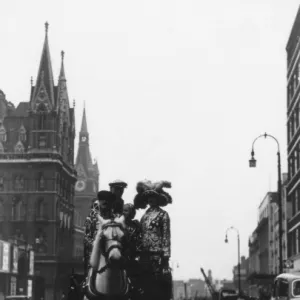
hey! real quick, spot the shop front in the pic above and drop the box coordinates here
[0,240,35,299]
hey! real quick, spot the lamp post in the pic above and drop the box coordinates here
[249,132,283,274]
[225,226,241,296]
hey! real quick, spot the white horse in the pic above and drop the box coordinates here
[85,215,130,300]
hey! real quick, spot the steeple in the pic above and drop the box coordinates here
[30,22,55,111]
[57,50,70,122]
[76,105,97,179]
[80,103,88,133]
[59,51,66,81]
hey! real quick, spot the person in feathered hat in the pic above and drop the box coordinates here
[109,179,128,215]
[134,180,173,300]
[83,191,116,280]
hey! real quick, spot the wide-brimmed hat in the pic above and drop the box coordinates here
[133,180,172,208]
[109,179,128,189]
[97,190,116,202]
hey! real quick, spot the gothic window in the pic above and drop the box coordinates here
[0,125,6,142]
[0,176,3,191]
[19,125,26,142]
[0,142,4,154]
[39,114,45,130]
[14,141,25,154]
[36,198,47,219]
[0,199,4,221]
[37,173,45,190]
[14,175,24,191]
[35,228,48,253]
[12,197,25,221]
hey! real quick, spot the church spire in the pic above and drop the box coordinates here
[59,50,66,81]
[80,104,88,133]
[30,22,55,110]
[76,105,95,175]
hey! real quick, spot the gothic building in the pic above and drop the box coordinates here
[73,107,99,264]
[0,23,77,300]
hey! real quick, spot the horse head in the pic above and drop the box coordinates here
[96,214,127,268]
[87,215,129,299]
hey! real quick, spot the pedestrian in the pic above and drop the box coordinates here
[109,179,128,214]
[123,203,143,298]
[133,180,173,300]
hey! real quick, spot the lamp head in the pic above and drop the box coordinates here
[249,150,256,168]
[225,235,228,243]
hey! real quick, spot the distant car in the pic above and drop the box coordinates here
[5,295,30,300]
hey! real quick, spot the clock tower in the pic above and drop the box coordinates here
[74,106,99,221]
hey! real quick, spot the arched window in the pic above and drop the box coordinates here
[0,176,3,191]
[0,125,6,142]
[12,198,25,221]
[19,125,27,142]
[35,228,47,253]
[0,142,4,154]
[36,198,47,219]
[14,141,25,154]
[0,199,4,221]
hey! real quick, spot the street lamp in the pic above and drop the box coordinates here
[249,132,283,274]
[225,226,241,296]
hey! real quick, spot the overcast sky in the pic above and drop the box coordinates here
[0,0,299,281]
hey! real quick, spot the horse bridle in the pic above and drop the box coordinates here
[96,221,127,274]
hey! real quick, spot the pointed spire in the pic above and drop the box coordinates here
[80,105,88,133]
[59,50,66,81]
[31,22,55,108]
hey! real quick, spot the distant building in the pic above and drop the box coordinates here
[232,256,249,293]
[173,279,206,300]
[173,280,185,300]
[246,188,290,297]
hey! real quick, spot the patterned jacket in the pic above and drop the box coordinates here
[140,207,171,258]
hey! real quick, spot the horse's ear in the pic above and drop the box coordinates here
[115,215,126,228]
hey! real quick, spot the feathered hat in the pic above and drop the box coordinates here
[133,179,172,208]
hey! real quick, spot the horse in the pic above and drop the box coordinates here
[85,215,130,300]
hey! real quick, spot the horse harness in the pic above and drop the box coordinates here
[96,221,128,274]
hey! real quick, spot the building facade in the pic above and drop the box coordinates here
[232,256,249,293]
[269,174,289,274]
[286,5,300,273]
[0,238,35,298]
[247,192,278,297]
[0,24,77,300]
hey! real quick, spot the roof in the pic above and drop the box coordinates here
[13,102,30,117]
[31,23,55,108]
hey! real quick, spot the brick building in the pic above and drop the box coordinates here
[0,23,78,300]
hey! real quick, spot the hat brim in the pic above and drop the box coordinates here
[134,189,172,208]
[109,183,127,188]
